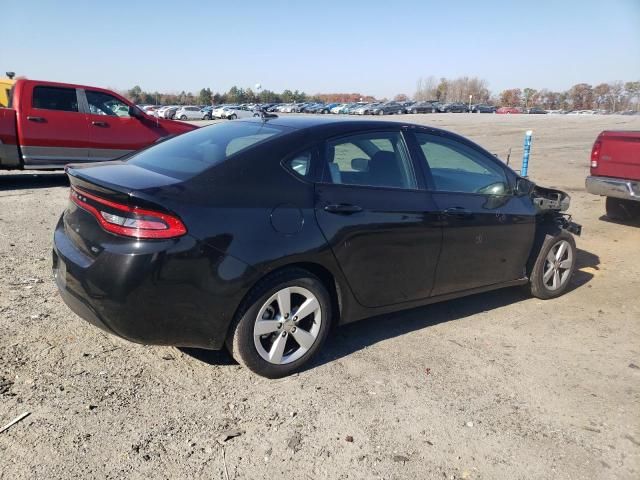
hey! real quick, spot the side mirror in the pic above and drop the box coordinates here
[128,105,144,119]
[515,177,534,196]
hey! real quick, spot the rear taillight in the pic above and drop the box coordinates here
[590,140,601,169]
[70,186,187,239]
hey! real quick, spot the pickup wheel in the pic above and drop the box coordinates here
[605,197,640,221]
[529,231,576,300]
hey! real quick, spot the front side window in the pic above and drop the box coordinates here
[415,133,509,195]
[32,86,78,112]
[86,91,131,117]
[323,132,416,189]
[128,121,286,180]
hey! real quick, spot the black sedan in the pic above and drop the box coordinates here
[438,102,469,113]
[471,104,497,113]
[526,108,548,114]
[408,101,440,114]
[371,102,406,115]
[53,117,581,378]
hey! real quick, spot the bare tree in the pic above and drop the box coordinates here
[607,81,624,112]
[414,76,437,101]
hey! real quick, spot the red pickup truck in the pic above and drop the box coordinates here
[0,79,196,170]
[586,131,640,220]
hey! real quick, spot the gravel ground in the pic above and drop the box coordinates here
[1,113,639,480]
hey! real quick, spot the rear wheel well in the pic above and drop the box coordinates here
[227,262,342,341]
[291,263,342,325]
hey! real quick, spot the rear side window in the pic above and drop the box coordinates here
[323,131,417,189]
[128,121,286,180]
[32,86,79,112]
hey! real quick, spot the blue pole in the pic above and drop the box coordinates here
[521,130,533,177]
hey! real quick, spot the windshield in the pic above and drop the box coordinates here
[128,121,287,180]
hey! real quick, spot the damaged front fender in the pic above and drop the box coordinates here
[531,185,571,212]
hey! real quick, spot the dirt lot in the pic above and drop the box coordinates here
[1,114,639,480]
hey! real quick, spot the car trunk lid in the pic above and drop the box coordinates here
[64,162,188,257]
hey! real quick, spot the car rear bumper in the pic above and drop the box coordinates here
[52,215,254,350]
[585,176,640,201]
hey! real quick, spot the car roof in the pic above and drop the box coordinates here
[234,116,451,137]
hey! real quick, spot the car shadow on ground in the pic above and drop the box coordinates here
[181,247,600,372]
[598,215,640,227]
[0,172,68,191]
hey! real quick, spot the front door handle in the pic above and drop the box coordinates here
[324,204,363,215]
[27,116,46,123]
[91,121,108,127]
[443,207,473,217]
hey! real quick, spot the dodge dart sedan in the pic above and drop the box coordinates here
[53,117,581,378]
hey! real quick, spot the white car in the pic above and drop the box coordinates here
[157,106,178,119]
[175,106,204,120]
[213,106,257,120]
[213,106,241,120]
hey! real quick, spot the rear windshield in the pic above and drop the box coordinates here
[128,121,286,180]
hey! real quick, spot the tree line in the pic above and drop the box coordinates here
[124,85,373,106]
[123,78,640,111]
[415,76,640,111]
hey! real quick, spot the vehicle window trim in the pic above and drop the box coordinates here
[280,143,320,184]
[31,85,83,114]
[318,129,423,191]
[409,130,515,196]
[83,89,130,117]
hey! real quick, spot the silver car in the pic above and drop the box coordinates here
[175,106,205,120]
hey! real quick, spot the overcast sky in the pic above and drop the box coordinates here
[4,0,639,98]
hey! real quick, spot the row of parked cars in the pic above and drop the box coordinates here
[260,101,558,115]
[139,102,640,122]
[139,104,246,120]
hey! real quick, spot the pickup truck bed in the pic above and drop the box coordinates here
[586,130,640,219]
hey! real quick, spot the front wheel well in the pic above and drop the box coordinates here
[525,219,563,276]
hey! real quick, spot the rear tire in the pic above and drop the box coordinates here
[226,268,332,378]
[529,231,576,299]
[605,197,640,220]
[229,114,237,120]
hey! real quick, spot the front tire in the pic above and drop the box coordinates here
[226,268,332,378]
[229,114,237,120]
[180,115,187,120]
[605,197,640,220]
[529,231,576,299]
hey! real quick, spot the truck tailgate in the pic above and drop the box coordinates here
[592,131,640,181]
[0,107,21,168]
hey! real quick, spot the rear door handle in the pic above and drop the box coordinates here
[27,116,45,123]
[91,121,108,127]
[443,207,473,217]
[324,204,363,215]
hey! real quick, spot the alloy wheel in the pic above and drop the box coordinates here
[253,287,322,365]
[543,240,573,291]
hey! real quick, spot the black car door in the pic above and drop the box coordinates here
[409,130,536,296]
[314,129,442,308]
